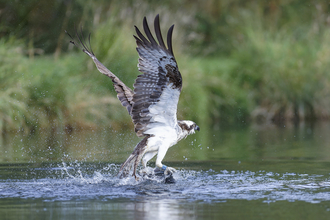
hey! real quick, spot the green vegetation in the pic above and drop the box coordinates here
[1,0,330,133]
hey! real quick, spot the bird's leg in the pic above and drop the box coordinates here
[142,151,157,168]
[139,151,157,175]
[155,147,176,175]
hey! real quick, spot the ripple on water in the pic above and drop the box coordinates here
[0,163,330,203]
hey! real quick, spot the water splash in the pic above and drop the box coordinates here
[0,163,330,203]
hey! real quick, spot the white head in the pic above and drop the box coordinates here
[177,120,200,138]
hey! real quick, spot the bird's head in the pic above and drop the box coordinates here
[178,120,200,136]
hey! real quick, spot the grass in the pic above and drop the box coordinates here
[227,15,330,122]
[2,1,330,133]
[0,36,131,133]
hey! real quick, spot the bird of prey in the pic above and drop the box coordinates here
[67,14,200,180]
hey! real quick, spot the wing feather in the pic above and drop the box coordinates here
[167,25,175,56]
[143,17,158,46]
[154,14,166,49]
[66,29,134,114]
[131,15,182,137]
[134,26,150,46]
[67,15,183,138]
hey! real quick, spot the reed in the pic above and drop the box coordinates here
[1,0,330,133]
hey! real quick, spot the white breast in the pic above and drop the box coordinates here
[144,83,180,137]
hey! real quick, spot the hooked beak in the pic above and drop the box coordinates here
[195,125,200,132]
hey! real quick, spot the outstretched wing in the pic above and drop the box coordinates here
[66,29,134,114]
[132,15,183,137]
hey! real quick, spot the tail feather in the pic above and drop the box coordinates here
[118,153,139,179]
[117,136,150,179]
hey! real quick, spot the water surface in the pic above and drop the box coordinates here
[1,122,330,219]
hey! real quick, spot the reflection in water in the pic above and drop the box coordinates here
[0,160,330,219]
[113,199,195,220]
[1,122,330,219]
[1,121,330,164]
[0,128,140,164]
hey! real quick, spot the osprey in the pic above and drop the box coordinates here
[68,15,199,179]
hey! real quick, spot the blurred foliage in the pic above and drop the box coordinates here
[1,0,330,133]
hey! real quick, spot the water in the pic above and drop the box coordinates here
[1,122,330,219]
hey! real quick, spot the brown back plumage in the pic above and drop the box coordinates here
[132,15,182,137]
[67,15,182,138]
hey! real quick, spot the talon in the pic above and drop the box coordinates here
[165,167,176,175]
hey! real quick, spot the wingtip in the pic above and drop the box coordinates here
[66,26,96,57]
[167,25,175,56]
[154,14,159,24]
[136,15,176,56]
[66,30,74,40]
[154,14,166,49]
[142,16,157,46]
